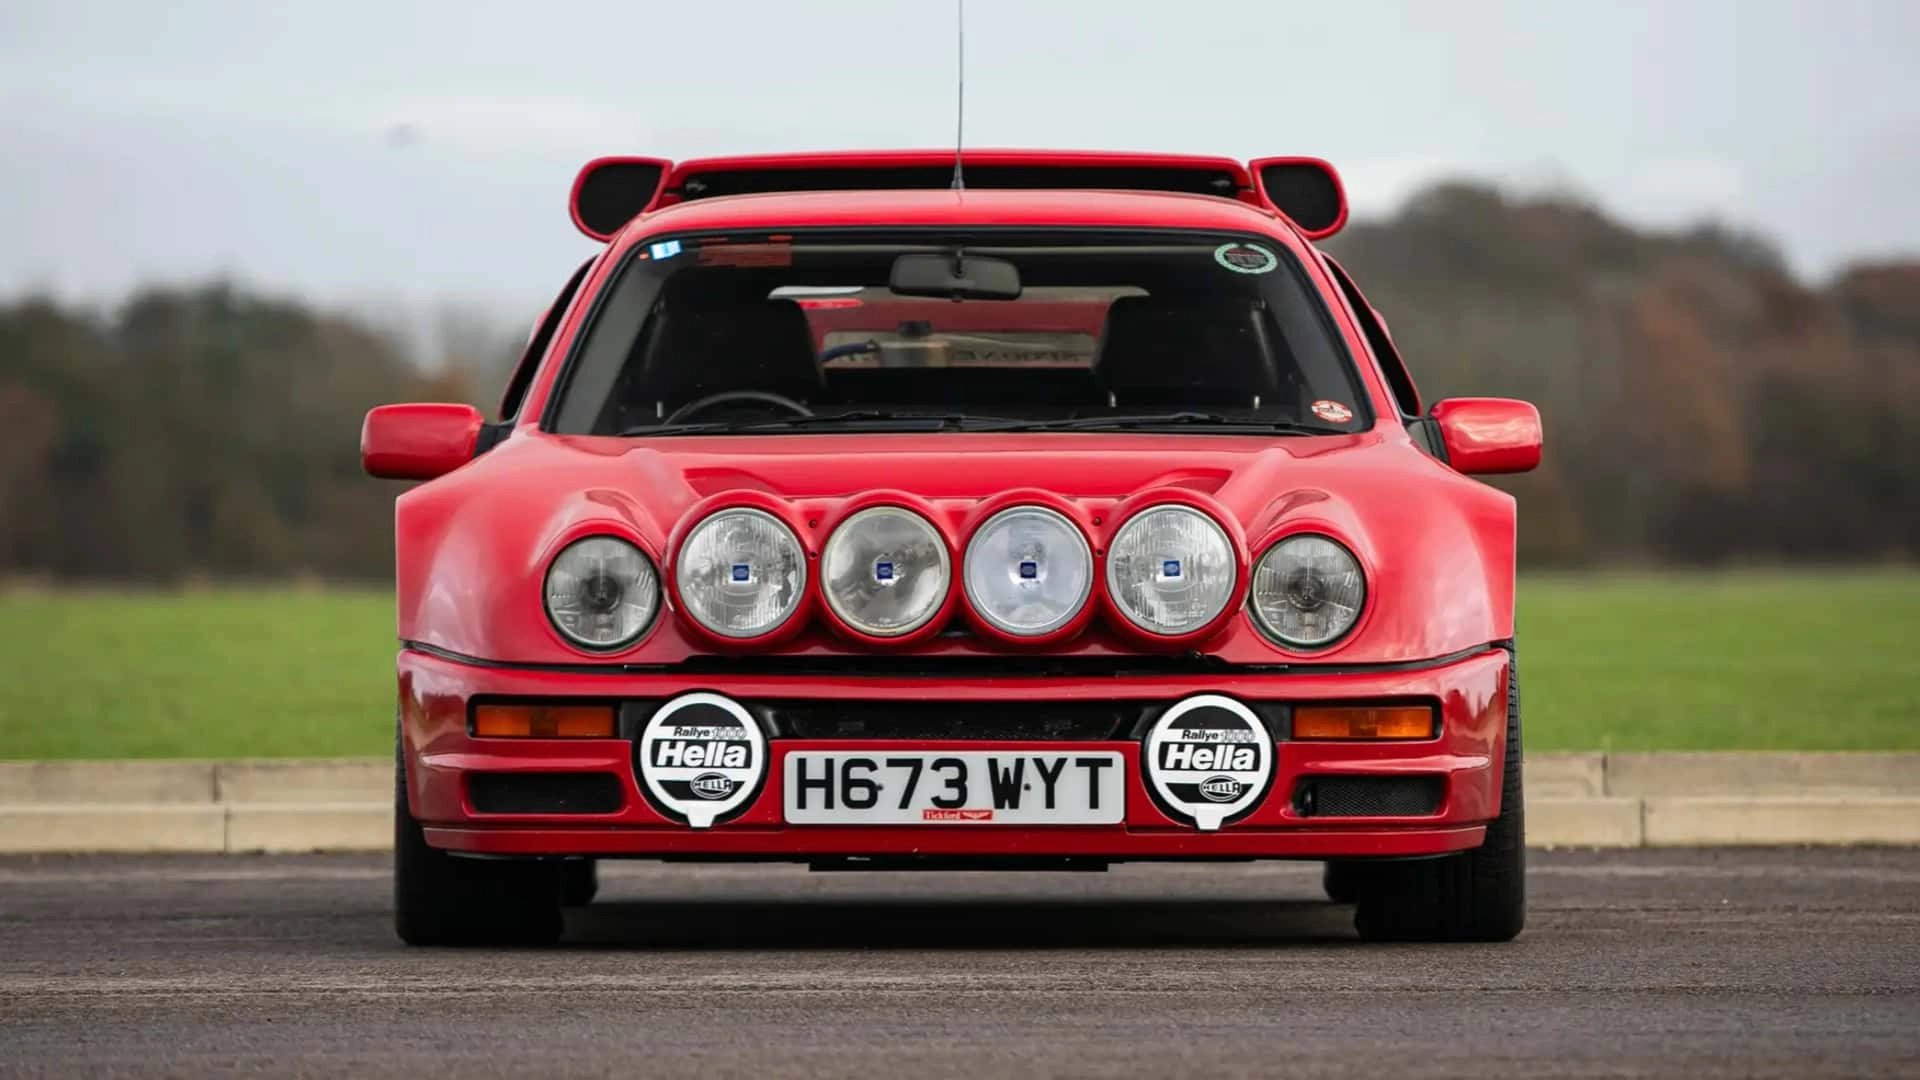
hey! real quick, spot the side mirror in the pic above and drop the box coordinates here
[1429,398,1542,475]
[361,403,484,480]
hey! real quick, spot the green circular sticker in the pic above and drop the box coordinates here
[1214,242,1278,274]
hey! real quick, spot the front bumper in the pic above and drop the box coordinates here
[399,646,1511,860]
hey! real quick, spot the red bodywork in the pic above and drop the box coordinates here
[405,647,1506,858]
[377,159,1538,864]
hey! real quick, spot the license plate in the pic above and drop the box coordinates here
[782,751,1125,824]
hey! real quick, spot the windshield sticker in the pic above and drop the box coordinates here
[1311,399,1354,424]
[698,242,793,268]
[1214,242,1278,274]
[649,240,683,261]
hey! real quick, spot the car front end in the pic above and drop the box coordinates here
[365,158,1542,944]
[400,638,1512,864]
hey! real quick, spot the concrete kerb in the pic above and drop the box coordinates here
[226,802,393,854]
[1526,753,1605,799]
[0,804,228,854]
[0,760,217,804]
[1526,796,1644,848]
[214,759,389,804]
[1643,796,1920,846]
[1606,752,1920,797]
[1,753,1916,853]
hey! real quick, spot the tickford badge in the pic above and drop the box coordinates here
[1143,694,1275,830]
[636,692,768,828]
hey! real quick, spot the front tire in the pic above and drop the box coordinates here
[1322,861,1364,904]
[559,860,599,907]
[1353,647,1526,942]
[394,739,563,946]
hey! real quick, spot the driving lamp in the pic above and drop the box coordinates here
[821,506,950,636]
[676,508,807,638]
[1249,534,1365,648]
[962,506,1092,636]
[1105,505,1237,635]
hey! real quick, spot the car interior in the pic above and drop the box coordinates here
[591,280,1316,433]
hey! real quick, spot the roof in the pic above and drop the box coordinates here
[614,187,1295,250]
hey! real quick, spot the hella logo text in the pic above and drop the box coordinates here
[1160,743,1258,772]
[653,740,750,769]
[1198,775,1244,803]
[690,772,736,800]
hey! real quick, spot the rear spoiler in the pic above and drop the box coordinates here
[568,150,1347,244]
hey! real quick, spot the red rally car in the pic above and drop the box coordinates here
[362,150,1544,945]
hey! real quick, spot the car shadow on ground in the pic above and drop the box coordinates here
[558,897,1359,949]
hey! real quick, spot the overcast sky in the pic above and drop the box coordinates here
[2,0,1915,317]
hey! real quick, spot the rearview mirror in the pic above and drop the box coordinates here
[1429,398,1542,475]
[889,253,1022,300]
[361,403,484,480]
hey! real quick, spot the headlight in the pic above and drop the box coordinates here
[962,505,1092,637]
[1105,505,1237,635]
[544,536,660,649]
[676,508,807,638]
[821,506,950,637]
[1249,534,1365,648]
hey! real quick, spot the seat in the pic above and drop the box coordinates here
[1093,295,1291,409]
[623,295,823,422]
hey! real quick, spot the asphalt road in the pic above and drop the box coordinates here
[1,849,1916,1078]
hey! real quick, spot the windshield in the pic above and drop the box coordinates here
[546,230,1369,436]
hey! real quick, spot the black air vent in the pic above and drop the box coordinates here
[576,161,667,236]
[1257,162,1343,234]
[768,700,1141,741]
[1293,775,1444,818]
[468,772,625,815]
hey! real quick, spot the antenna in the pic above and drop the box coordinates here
[951,0,965,191]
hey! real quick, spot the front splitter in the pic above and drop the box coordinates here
[422,822,1487,860]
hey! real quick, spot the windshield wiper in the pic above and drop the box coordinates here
[619,410,1351,438]
[962,412,1352,435]
[619,411,1027,437]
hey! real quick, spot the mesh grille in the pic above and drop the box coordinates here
[468,772,625,815]
[1294,775,1443,818]
[767,700,1139,741]
[620,698,1290,742]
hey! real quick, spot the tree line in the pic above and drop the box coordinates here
[0,287,499,581]
[1326,183,1919,565]
[2,181,1915,581]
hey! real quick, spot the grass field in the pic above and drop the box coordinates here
[1,571,1916,759]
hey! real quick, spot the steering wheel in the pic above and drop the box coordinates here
[663,390,814,425]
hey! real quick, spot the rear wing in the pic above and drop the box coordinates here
[568,150,1346,244]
